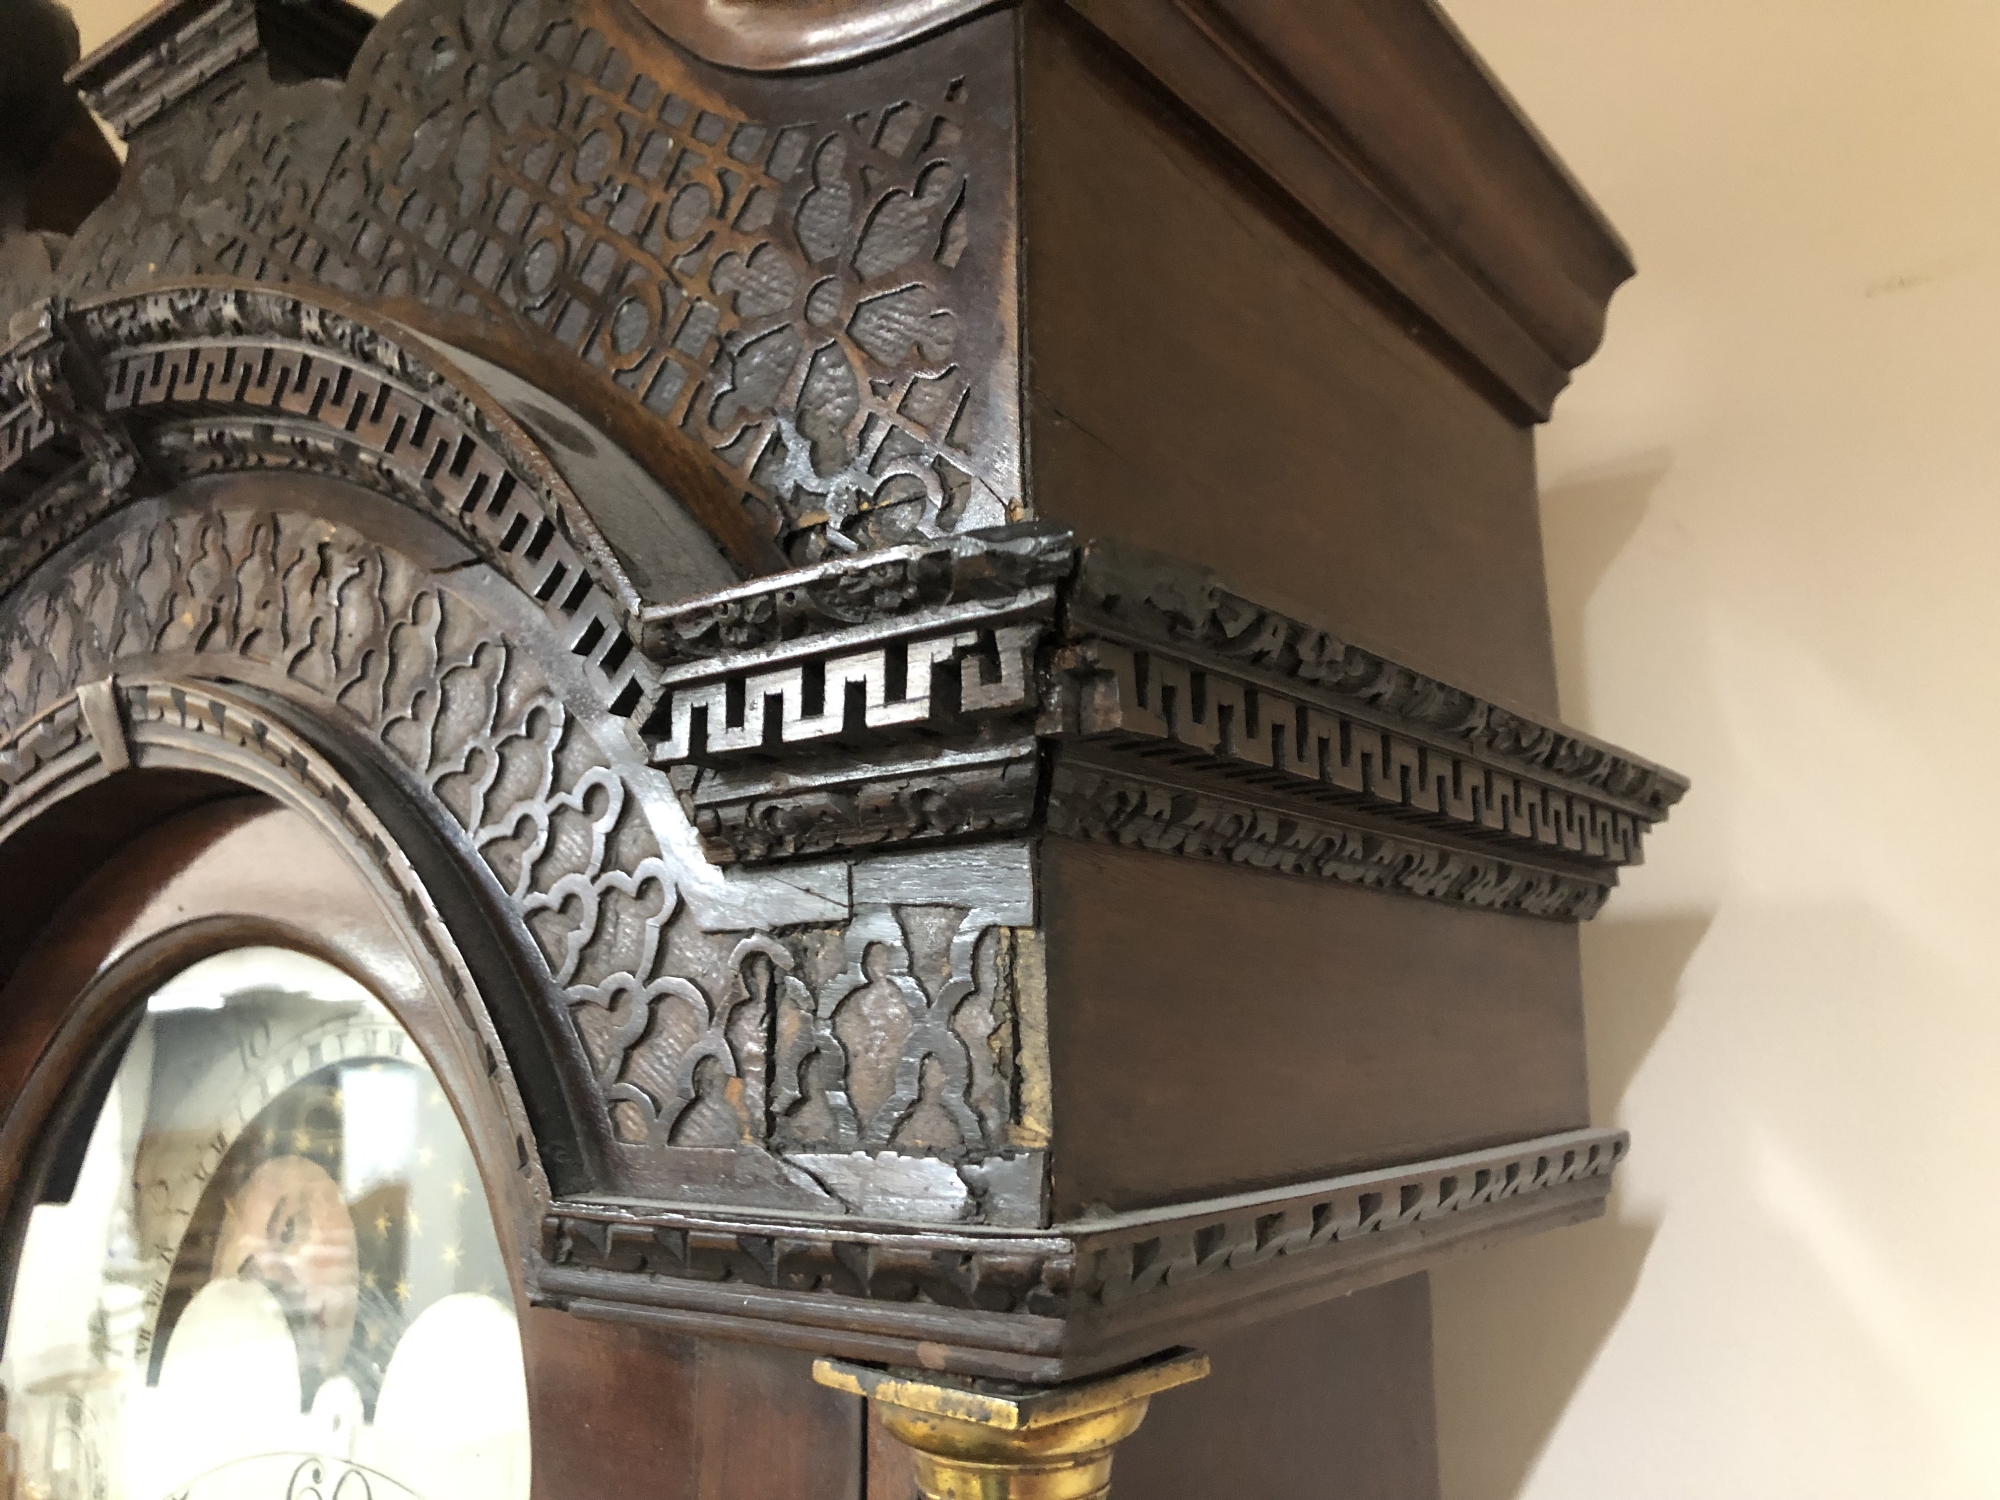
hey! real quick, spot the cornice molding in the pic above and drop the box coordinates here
[539,1125,1626,1381]
[642,531,1686,918]
[642,524,1073,663]
[0,284,718,723]
[1063,0,1633,422]
[1067,539,1686,824]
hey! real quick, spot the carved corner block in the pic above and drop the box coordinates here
[643,525,1070,863]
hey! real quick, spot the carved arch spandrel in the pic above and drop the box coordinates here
[54,0,1024,567]
[0,279,1043,1223]
[0,493,1029,1207]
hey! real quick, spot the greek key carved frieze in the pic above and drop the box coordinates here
[1068,539,1689,822]
[651,620,1043,762]
[644,532,1059,863]
[1059,637,1649,868]
[0,288,719,778]
[0,692,87,796]
[58,0,1022,560]
[645,532,1686,916]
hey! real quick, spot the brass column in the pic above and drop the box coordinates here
[815,1349,1208,1500]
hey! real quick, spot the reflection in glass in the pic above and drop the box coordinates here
[0,949,531,1500]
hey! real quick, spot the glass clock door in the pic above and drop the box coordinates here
[0,948,531,1500]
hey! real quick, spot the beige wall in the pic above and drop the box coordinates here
[54,1,2000,1494]
[1430,3,2000,1497]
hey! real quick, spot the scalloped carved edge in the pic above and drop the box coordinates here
[538,1124,1625,1381]
[642,523,1073,664]
[1047,756,1610,920]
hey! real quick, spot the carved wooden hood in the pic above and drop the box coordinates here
[0,0,1682,1492]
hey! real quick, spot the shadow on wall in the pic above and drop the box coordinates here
[1431,912,1708,1500]
[1431,452,1712,1500]
[1535,453,1672,727]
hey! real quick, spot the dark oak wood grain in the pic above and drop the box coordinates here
[1113,1274,1443,1500]
[1021,3,1564,718]
[1042,838,1588,1216]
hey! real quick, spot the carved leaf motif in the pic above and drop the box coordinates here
[832,943,920,1138]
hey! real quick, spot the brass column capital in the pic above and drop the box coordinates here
[814,1349,1209,1500]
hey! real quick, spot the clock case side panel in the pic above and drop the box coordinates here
[1017,0,1562,722]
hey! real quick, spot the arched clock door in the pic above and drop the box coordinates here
[0,801,532,1499]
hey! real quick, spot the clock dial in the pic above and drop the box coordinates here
[0,949,530,1500]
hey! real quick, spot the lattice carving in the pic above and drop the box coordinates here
[771,903,1018,1159]
[58,0,1020,558]
[0,502,1026,1180]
